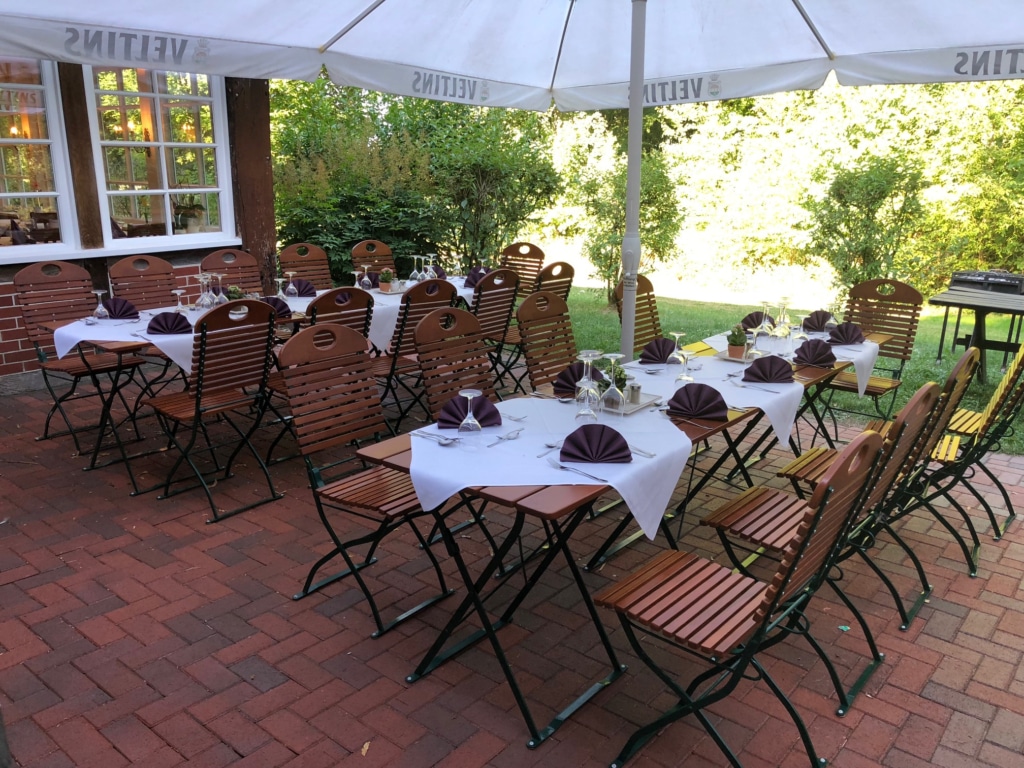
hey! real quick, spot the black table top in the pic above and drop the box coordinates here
[929,287,1024,314]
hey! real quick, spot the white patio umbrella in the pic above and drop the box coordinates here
[2,0,1023,352]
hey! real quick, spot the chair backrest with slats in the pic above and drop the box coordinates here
[469,267,519,341]
[414,308,498,421]
[843,278,923,366]
[973,344,1024,441]
[308,286,374,338]
[535,261,574,301]
[279,243,333,290]
[109,254,178,311]
[387,278,457,358]
[201,249,264,295]
[500,242,544,298]
[277,324,390,456]
[757,431,884,625]
[351,240,397,275]
[14,260,97,349]
[189,300,276,399]
[614,275,663,354]
[516,291,577,390]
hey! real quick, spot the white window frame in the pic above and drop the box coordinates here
[84,65,238,253]
[0,59,78,266]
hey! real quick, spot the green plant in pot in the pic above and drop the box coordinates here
[378,268,394,292]
[726,324,748,359]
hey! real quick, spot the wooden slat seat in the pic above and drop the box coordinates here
[279,242,333,290]
[702,486,811,551]
[946,408,984,436]
[516,291,577,391]
[201,248,264,295]
[499,242,544,299]
[535,261,574,301]
[596,431,884,768]
[351,239,397,276]
[108,254,178,309]
[276,323,453,637]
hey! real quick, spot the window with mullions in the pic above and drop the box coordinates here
[93,67,226,240]
[0,58,64,247]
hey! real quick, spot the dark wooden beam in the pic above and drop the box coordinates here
[225,78,275,294]
[57,63,103,250]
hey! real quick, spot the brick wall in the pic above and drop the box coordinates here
[0,264,203,379]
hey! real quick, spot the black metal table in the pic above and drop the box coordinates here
[930,287,1024,384]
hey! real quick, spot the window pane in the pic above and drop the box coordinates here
[0,144,53,193]
[0,59,41,85]
[161,72,209,97]
[0,196,60,245]
[110,192,170,238]
[165,146,217,188]
[162,101,213,143]
[0,89,48,139]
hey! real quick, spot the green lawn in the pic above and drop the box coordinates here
[566,286,1022,454]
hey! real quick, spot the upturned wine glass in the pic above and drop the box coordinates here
[213,274,229,305]
[91,289,109,319]
[671,332,693,383]
[360,264,373,291]
[409,255,421,283]
[602,352,626,414]
[574,349,602,423]
[457,388,483,444]
[274,277,286,299]
[171,288,186,313]
[284,271,298,298]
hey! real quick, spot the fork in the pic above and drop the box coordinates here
[627,443,656,458]
[486,428,524,447]
[546,457,607,482]
[730,379,780,394]
[503,413,528,422]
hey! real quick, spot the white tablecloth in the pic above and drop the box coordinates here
[409,398,692,539]
[54,308,196,372]
[702,332,880,397]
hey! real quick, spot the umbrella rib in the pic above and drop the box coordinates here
[320,0,388,53]
[548,0,580,93]
[791,0,835,60]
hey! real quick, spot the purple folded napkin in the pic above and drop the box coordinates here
[430,265,447,280]
[829,321,865,345]
[464,265,491,289]
[437,395,502,429]
[261,296,293,319]
[740,311,775,331]
[362,272,381,289]
[552,362,606,397]
[146,311,192,335]
[290,278,316,297]
[743,354,795,383]
[667,383,728,421]
[794,338,837,367]
[559,423,632,464]
[639,337,682,365]
[102,297,139,320]
[803,310,832,333]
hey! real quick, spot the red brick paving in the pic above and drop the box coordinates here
[1,372,1024,767]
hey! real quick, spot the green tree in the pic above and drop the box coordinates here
[800,152,928,294]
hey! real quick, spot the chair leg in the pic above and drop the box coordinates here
[972,459,1016,538]
[751,658,828,768]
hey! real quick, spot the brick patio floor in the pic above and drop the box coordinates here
[1,371,1023,767]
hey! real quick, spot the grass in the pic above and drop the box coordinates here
[566,286,1022,454]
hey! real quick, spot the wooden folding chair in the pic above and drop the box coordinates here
[201,248,264,295]
[823,278,923,424]
[136,300,281,522]
[703,383,940,714]
[278,242,333,290]
[351,239,397,276]
[307,286,374,339]
[614,274,663,355]
[373,278,457,430]
[14,260,147,453]
[534,261,574,301]
[596,431,883,768]
[516,291,577,392]
[413,307,499,419]
[466,268,520,391]
[277,323,453,636]
[500,241,544,299]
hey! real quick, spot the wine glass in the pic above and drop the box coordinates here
[790,315,809,355]
[351,269,361,289]
[457,388,483,443]
[601,352,626,414]
[172,288,186,313]
[284,271,298,298]
[409,255,421,283]
[195,274,216,311]
[91,289,109,319]
[574,350,602,423]
[360,264,373,291]
[213,274,229,305]
[425,254,438,279]
[671,332,693,383]
[274,277,286,299]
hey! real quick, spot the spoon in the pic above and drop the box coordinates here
[531,391,574,403]
[486,428,524,448]
[503,413,528,422]
[730,379,780,394]
[536,439,564,458]
[413,432,459,446]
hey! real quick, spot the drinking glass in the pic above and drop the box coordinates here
[671,332,693,383]
[602,352,626,414]
[172,288,186,313]
[91,289,109,319]
[574,349,602,423]
[195,274,216,311]
[409,255,421,283]
[284,271,298,298]
[360,265,373,291]
[425,254,438,279]
[213,274,229,305]
[274,277,286,299]
[457,388,483,443]
[790,315,809,354]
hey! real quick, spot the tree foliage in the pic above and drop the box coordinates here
[800,153,928,294]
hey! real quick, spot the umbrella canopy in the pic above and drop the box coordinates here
[3,0,1022,352]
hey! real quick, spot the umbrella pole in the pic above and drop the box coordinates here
[620,0,646,357]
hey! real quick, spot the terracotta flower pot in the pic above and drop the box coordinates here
[379,282,392,293]
[727,344,746,359]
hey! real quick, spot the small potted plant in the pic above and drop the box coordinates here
[726,324,748,359]
[378,268,394,292]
